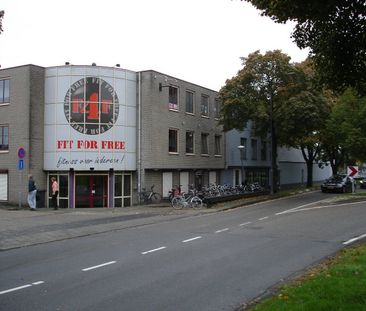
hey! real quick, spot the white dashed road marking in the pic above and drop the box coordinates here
[215,228,229,233]
[239,222,252,227]
[82,261,116,271]
[0,281,45,295]
[258,216,269,221]
[141,247,167,255]
[182,236,202,243]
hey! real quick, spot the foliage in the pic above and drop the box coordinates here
[220,52,329,187]
[243,0,366,94]
[320,89,366,173]
[0,10,3,34]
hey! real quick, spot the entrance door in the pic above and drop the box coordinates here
[75,175,108,208]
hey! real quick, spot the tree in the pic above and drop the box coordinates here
[243,0,366,94]
[220,50,299,192]
[320,88,366,174]
[0,10,4,34]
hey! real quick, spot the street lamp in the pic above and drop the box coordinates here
[237,145,245,186]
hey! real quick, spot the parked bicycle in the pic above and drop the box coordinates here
[171,189,203,209]
[138,185,162,204]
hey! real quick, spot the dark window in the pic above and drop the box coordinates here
[186,131,194,154]
[0,125,9,150]
[169,86,179,110]
[169,129,178,153]
[261,141,267,161]
[215,135,221,155]
[0,79,10,104]
[251,139,258,160]
[201,133,209,154]
[240,137,247,160]
[214,98,221,119]
[185,91,194,114]
[201,95,209,117]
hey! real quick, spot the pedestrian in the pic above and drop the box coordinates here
[28,175,37,211]
[51,177,59,210]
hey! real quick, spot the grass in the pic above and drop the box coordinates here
[244,244,366,311]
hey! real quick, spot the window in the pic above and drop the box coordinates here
[0,172,8,201]
[169,86,179,110]
[214,98,221,119]
[0,79,10,104]
[114,173,132,207]
[185,91,194,114]
[261,140,267,161]
[251,139,258,160]
[201,133,209,155]
[186,131,194,154]
[240,137,247,160]
[214,135,221,155]
[0,125,9,151]
[201,95,209,117]
[169,129,178,153]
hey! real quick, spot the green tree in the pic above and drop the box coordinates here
[243,0,366,94]
[219,50,299,192]
[320,88,366,174]
[0,10,4,34]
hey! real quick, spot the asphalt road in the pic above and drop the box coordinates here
[1,191,366,311]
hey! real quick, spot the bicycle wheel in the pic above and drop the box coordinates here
[191,196,202,209]
[151,192,162,204]
[172,197,184,209]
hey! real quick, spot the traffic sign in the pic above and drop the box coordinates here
[18,147,26,159]
[347,166,358,177]
[18,159,24,170]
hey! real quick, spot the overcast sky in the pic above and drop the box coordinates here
[0,0,308,90]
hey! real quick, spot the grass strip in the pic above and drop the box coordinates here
[246,244,366,311]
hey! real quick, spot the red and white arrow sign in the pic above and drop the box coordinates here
[347,166,358,177]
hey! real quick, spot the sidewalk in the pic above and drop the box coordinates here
[0,201,236,251]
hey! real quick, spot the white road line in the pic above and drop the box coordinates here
[215,228,229,233]
[0,281,44,295]
[141,246,166,255]
[182,236,202,243]
[258,216,269,221]
[343,233,366,245]
[82,261,116,271]
[276,199,327,215]
[239,222,252,227]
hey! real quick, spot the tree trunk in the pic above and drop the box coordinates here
[306,160,313,187]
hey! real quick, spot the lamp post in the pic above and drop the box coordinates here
[237,145,245,186]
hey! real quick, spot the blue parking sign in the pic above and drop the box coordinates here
[18,159,24,170]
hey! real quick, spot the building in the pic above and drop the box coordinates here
[0,64,224,207]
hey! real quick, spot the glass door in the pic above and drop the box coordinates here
[75,175,108,208]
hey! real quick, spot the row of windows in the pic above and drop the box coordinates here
[169,129,222,156]
[168,86,221,118]
[239,137,267,161]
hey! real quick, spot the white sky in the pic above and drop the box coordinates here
[0,0,308,91]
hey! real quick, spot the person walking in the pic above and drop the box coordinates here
[51,177,59,210]
[28,175,37,211]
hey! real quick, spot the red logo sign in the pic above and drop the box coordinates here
[64,77,119,135]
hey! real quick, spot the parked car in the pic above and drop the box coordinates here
[359,178,366,189]
[321,174,355,193]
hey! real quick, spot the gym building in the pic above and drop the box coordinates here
[0,64,224,208]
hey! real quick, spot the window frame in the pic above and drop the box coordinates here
[168,85,179,111]
[169,128,179,154]
[251,138,258,160]
[0,125,9,152]
[214,135,222,156]
[240,137,247,160]
[261,140,267,161]
[200,94,209,117]
[185,130,195,155]
[185,90,194,115]
[0,79,10,105]
[214,98,221,119]
[201,133,209,155]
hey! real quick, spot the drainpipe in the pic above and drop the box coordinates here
[138,72,142,195]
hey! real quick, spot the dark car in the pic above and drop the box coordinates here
[359,178,366,189]
[321,174,355,193]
